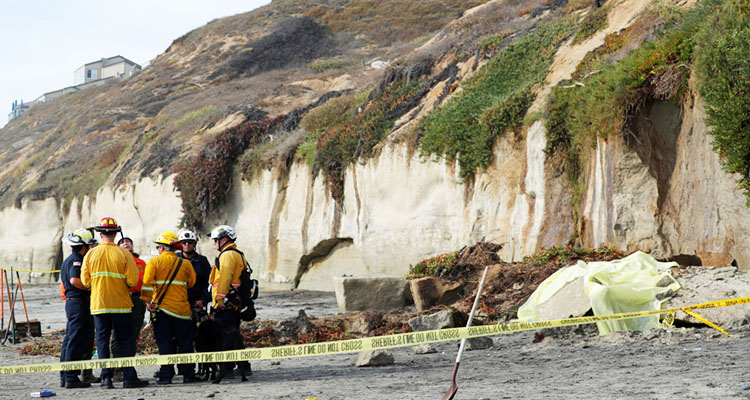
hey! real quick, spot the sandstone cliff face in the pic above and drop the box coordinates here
[4,89,747,288]
[2,0,747,288]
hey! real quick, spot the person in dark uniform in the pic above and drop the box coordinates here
[59,228,97,389]
[178,230,212,310]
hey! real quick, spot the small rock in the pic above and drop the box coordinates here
[371,60,390,69]
[355,350,394,367]
[342,311,383,335]
[464,337,493,351]
[274,310,317,339]
[656,276,675,287]
[411,344,437,354]
[271,361,281,365]
[408,310,455,332]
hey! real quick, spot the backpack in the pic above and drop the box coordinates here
[216,247,258,321]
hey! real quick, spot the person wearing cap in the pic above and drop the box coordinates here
[178,230,212,310]
[141,231,199,384]
[110,235,147,378]
[81,217,149,389]
[209,224,252,379]
[59,228,97,389]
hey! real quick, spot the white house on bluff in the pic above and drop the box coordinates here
[73,55,141,85]
[7,55,142,124]
[32,55,142,105]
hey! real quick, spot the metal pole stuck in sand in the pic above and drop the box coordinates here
[441,265,490,400]
[2,267,19,344]
[16,271,31,327]
[1,269,4,332]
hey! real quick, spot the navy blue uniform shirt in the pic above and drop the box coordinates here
[61,251,88,299]
[185,252,211,305]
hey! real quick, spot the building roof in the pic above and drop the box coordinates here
[82,55,142,69]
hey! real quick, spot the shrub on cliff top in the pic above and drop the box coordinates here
[695,0,750,203]
[406,251,459,279]
[211,16,335,80]
[297,89,370,168]
[545,4,704,155]
[418,17,576,180]
[173,117,283,228]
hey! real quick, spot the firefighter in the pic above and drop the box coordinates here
[81,217,148,389]
[209,224,251,379]
[178,230,212,310]
[142,231,199,384]
[59,228,97,389]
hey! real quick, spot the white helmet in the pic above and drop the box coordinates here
[62,228,97,247]
[209,225,236,241]
[178,230,198,242]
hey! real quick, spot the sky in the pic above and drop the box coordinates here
[0,0,271,128]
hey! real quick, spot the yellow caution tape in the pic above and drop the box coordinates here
[680,308,739,338]
[0,267,60,274]
[0,296,748,375]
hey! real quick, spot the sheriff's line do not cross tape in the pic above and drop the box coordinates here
[1,296,748,375]
[0,267,60,274]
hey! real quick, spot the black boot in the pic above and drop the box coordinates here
[65,380,91,389]
[123,378,150,389]
[100,376,114,389]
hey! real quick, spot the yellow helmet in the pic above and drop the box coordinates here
[154,231,179,247]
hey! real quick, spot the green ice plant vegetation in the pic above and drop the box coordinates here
[694,0,750,203]
[418,17,576,180]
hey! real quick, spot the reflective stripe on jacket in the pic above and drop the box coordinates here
[209,243,243,307]
[81,242,139,315]
[141,251,195,320]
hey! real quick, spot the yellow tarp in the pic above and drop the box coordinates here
[517,251,680,334]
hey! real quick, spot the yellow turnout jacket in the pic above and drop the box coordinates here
[209,243,244,307]
[81,242,139,315]
[141,251,195,320]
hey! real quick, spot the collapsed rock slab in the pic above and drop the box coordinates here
[356,350,394,367]
[408,310,455,332]
[666,266,750,326]
[333,274,410,312]
[533,276,591,321]
[409,277,463,312]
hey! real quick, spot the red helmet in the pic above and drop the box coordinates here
[93,216,122,232]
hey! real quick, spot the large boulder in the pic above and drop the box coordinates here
[409,277,463,311]
[333,274,410,312]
